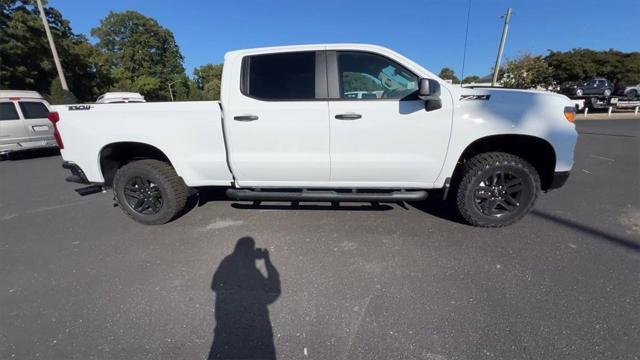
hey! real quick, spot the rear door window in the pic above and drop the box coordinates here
[242,52,317,100]
[0,102,20,121]
[18,101,49,119]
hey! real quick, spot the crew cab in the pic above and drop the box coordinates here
[0,90,57,156]
[52,44,578,227]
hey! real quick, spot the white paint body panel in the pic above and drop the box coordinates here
[328,99,451,187]
[54,102,232,187]
[222,48,330,186]
[55,43,577,190]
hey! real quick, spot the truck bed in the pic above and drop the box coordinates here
[53,101,233,186]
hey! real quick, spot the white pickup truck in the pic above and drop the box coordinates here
[51,44,577,227]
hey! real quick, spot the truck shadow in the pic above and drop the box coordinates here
[208,236,280,360]
[231,202,394,211]
[407,189,465,223]
[0,148,60,161]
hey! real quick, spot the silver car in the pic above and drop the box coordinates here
[0,90,57,156]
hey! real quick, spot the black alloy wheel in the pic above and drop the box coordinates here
[473,170,524,217]
[123,176,164,215]
[113,159,188,225]
[455,152,540,227]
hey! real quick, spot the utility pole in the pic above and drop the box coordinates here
[36,0,68,91]
[492,7,512,87]
[168,80,178,101]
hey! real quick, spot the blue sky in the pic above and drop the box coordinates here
[54,0,639,79]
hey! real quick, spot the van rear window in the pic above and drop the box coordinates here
[0,102,19,121]
[19,102,49,119]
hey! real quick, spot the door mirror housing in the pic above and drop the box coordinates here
[418,78,441,100]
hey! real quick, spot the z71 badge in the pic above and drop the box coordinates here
[460,95,491,101]
[68,105,93,111]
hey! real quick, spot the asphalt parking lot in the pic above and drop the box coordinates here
[1,120,639,360]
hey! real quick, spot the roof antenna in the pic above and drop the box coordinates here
[460,0,472,85]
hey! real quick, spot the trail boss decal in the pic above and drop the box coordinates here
[68,105,93,111]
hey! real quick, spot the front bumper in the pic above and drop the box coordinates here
[547,171,570,191]
[62,161,90,184]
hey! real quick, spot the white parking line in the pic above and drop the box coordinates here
[590,154,615,162]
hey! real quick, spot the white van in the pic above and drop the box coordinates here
[0,90,57,156]
[96,92,146,104]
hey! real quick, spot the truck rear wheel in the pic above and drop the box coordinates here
[113,159,187,225]
[454,152,540,227]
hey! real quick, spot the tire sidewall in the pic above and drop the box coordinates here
[114,162,179,225]
[457,154,540,227]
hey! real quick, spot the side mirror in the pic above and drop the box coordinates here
[418,78,441,100]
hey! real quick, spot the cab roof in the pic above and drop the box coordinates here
[225,43,392,57]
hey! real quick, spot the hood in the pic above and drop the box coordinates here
[452,86,571,103]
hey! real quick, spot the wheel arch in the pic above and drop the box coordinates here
[98,142,174,187]
[450,134,557,191]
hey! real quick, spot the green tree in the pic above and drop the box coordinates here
[91,11,186,101]
[438,67,460,83]
[47,78,65,104]
[545,49,640,88]
[0,0,105,101]
[462,75,480,84]
[501,53,553,89]
[187,80,206,101]
[193,63,223,100]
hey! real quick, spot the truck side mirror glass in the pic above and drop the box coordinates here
[418,78,441,101]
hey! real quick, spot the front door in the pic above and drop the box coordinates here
[327,51,452,188]
[225,51,330,187]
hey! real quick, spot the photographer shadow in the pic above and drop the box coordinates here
[208,237,281,360]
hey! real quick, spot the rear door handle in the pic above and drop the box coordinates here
[335,113,362,120]
[234,115,259,121]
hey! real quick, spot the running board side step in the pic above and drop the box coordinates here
[226,189,427,202]
[75,185,104,196]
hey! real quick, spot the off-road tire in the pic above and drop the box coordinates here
[455,152,540,227]
[113,159,188,225]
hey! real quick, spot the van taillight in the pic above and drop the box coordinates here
[48,112,64,149]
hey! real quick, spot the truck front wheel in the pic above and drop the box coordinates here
[455,152,540,227]
[113,159,188,225]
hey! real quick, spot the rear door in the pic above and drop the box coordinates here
[16,101,53,143]
[0,101,28,149]
[225,51,330,187]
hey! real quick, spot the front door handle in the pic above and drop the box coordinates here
[234,115,259,121]
[335,113,362,120]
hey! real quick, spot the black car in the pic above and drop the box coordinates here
[564,78,615,97]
